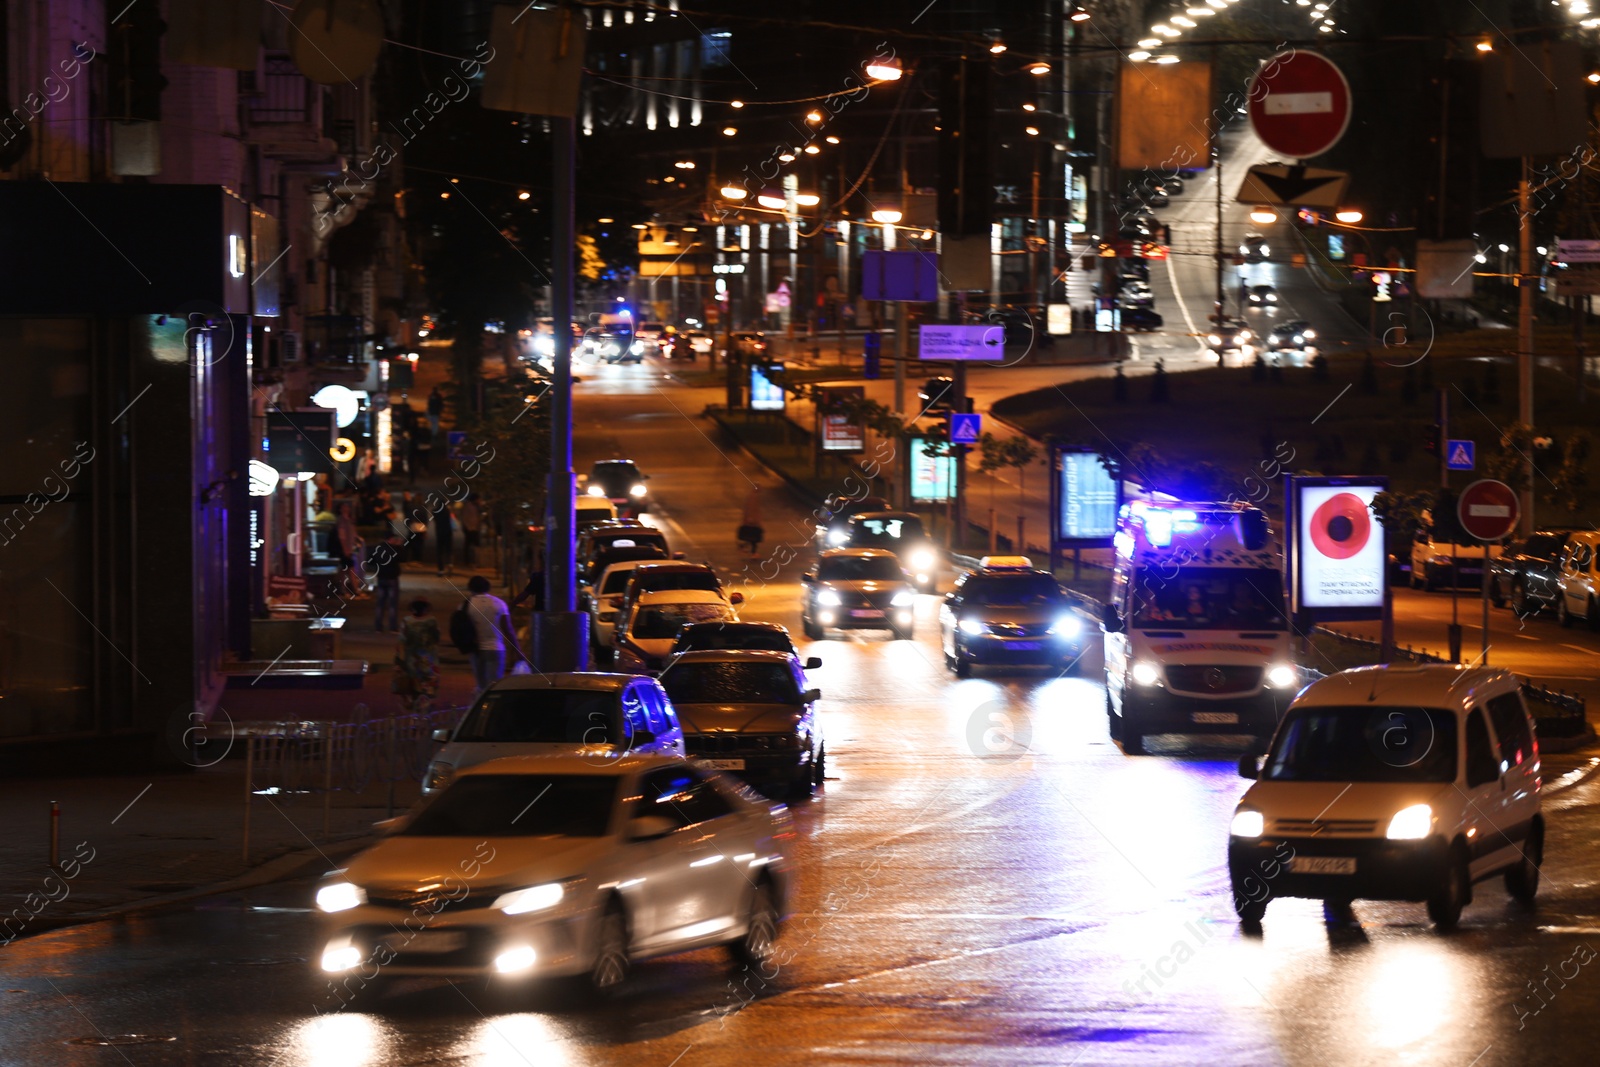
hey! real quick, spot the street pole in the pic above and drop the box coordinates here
[1213,137,1225,326]
[1518,156,1535,537]
[952,361,968,549]
[537,114,588,671]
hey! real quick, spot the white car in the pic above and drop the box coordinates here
[315,754,793,1000]
[614,589,739,672]
[588,559,657,663]
[421,673,684,796]
[1230,664,1542,929]
[1555,530,1600,628]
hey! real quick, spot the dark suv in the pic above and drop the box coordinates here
[1489,529,1583,615]
[938,562,1087,677]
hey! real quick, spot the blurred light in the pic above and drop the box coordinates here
[1138,37,1161,47]
[1476,39,1494,52]
[722,126,738,136]
[730,100,744,108]
[1498,243,1510,252]
[795,193,821,206]
[674,160,696,169]
[803,144,820,154]
[1153,23,1177,35]
[721,185,748,199]
[805,110,823,123]
[1250,208,1279,225]
[1538,245,1549,255]
[320,944,362,972]
[598,217,614,223]
[1335,209,1364,223]
[1128,51,1151,61]
[1187,4,1216,12]
[919,228,933,239]
[1589,72,1600,84]
[450,177,458,183]
[871,208,903,223]
[517,190,531,200]
[1173,15,1196,26]
[1230,810,1264,837]
[757,192,786,209]
[493,945,537,973]
[1131,661,1161,686]
[989,42,1007,54]
[316,882,365,912]
[1474,252,1488,263]
[1028,61,1051,74]
[1153,54,1181,64]
[866,59,904,81]
[778,153,795,162]
[1025,125,1041,135]
[631,222,649,229]
[439,192,450,199]
[1022,102,1037,111]
[1070,7,1091,20]
[825,135,840,144]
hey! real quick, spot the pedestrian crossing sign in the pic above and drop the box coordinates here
[1446,439,1475,471]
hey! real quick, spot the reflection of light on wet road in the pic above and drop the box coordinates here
[289,1012,388,1067]
[1362,946,1454,1051]
[460,1014,577,1067]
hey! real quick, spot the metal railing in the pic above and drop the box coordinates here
[241,704,468,862]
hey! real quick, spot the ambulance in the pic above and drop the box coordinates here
[1102,500,1300,754]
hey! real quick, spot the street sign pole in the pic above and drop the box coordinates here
[1519,158,1536,537]
[953,361,967,549]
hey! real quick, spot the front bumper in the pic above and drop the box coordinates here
[1119,686,1288,737]
[957,632,1083,666]
[318,905,588,979]
[813,605,913,631]
[1228,835,1449,903]
[689,745,808,786]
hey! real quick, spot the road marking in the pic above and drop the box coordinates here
[1560,644,1600,656]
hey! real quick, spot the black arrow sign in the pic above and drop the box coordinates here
[1249,165,1342,205]
[984,335,1002,346]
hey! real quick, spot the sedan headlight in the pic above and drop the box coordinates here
[1049,614,1082,638]
[1266,293,1277,302]
[494,882,565,915]
[958,617,988,637]
[1230,809,1265,838]
[1265,664,1298,689]
[1385,803,1433,840]
[891,590,916,607]
[1303,328,1316,339]
[629,341,644,355]
[316,882,366,913]
[1130,661,1161,686]
[630,483,648,497]
[1259,244,1270,256]
[909,548,937,571]
[1207,333,1222,345]
[586,484,606,497]
[816,589,842,607]
[826,528,850,545]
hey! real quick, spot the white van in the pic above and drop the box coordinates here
[1230,664,1542,928]
[1102,500,1297,754]
[422,672,684,795]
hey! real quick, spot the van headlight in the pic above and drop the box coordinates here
[958,617,988,637]
[1230,809,1264,838]
[1049,614,1082,637]
[816,590,842,607]
[1385,803,1433,840]
[909,548,936,571]
[891,590,916,607]
[316,882,366,913]
[1130,661,1161,686]
[494,882,565,915]
[630,483,648,497]
[1265,664,1298,689]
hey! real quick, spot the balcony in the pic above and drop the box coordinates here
[240,53,338,164]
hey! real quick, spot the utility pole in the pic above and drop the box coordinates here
[1518,156,1535,537]
[1213,137,1225,326]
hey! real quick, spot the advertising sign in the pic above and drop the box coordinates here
[749,363,785,412]
[1056,449,1119,545]
[1046,303,1073,336]
[821,414,864,453]
[909,436,956,503]
[1290,477,1386,617]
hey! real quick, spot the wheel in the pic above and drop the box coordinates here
[1588,599,1600,632]
[811,745,826,788]
[1424,568,1441,592]
[1559,595,1575,628]
[1233,888,1267,924]
[1106,692,1122,741]
[1122,729,1146,756]
[586,903,630,995]
[803,618,823,641]
[1512,581,1532,616]
[1505,822,1542,904]
[1409,569,1421,590]
[727,882,779,970]
[1426,847,1470,930]
[790,765,816,799]
[954,659,971,679]
[1491,578,1506,608]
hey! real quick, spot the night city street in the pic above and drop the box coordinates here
[9,2,1600,1066]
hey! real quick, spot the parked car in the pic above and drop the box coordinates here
[575,498,618,530]
[577,520,671,583]
[801,548,917,640]
[938,556,1088,678]
[587,559,659,663]
[1488,528,1583,614]
[1410,528,1501,591]
[658,650,825,799]
[420,673,684,796]
[316,754,793,997]
[1230,664,1542,928]
[671,621,819,667]
[615,590,739,672]
[615,562,742,645]
[1555,530,1600,628]
[838,510,940,592]
[1118,282,1155,310]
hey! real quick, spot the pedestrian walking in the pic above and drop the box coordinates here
[737,486,765,555]
[466,574,524,696]
[373,536,403,631]
[392,598,441,714]
[427,386,445,436]
[460,495,482,567]
[434,504,455,576]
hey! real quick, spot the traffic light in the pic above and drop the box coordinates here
[1423,423,1441,456]
[936,58,993,238]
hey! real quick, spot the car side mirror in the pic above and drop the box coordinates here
[1101,603,1123,633]
[729,591,745,605]
[801,573,816,584]
[646,657,664,673]
[802,688,822,703]
[431,728,451,743]
[804,656,822,670]
[1237,752,1260,779]
[628,815,676,841]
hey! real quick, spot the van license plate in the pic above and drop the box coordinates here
[850,609,884,618]
[1191,712,1238,724]
[703,759,745,770]
[1290,856,1357,875]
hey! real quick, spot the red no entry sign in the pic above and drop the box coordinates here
[1457,479,1520,542]
[1247,51,1353,161]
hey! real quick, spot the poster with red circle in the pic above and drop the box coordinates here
[1297,483,1384,610]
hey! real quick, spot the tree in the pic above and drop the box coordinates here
[977,432,1040,521]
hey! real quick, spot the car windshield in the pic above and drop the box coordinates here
[633,602,734,639]
[818,556,905,582]
[452,689,619,744]
[1523,533,1566,559]
[849,516,926,544]
[661,661,800,704]
[591,464,642,492]
[403,774,620,837]
[1263,706,1459,783]
[1130,567,1286,629]
[673,626,794,655]
[600,568,637,595]
[633,572,720,597]
[965,575,1061,607]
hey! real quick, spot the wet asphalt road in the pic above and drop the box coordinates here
[6,364,1600,1067]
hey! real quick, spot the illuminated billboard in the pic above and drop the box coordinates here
[1289,477,1387,617]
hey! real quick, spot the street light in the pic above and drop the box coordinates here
[1250,207,1279,225]
[1128,51,1151,62]
[730,100,744,108]
[865,58,903,81]
[722,126,738,136]
[989,41,1007,54]
[1335,208,1363,223]
[1153,54,1181,64]
[795,193,821,207]
[1069,6,1091,20]
[757,191,786,209]
[805,110,823,124]
[720,185,748,199]
[825,135,840,144]
[803,144,820,154]
[518,190,531,200]
[871,208,903,223]
[1027,61,1051,74]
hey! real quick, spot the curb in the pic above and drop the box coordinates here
[18,834,377,940]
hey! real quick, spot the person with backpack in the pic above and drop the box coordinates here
[453,575,525,696]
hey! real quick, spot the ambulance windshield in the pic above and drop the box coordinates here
[1130,568,1286,630]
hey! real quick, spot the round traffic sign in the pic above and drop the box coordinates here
[1456,479,1520,542]
[1246,51,1353,161]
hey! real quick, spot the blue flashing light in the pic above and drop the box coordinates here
[1145,512,1174,547]
[1114,530,1135,558]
